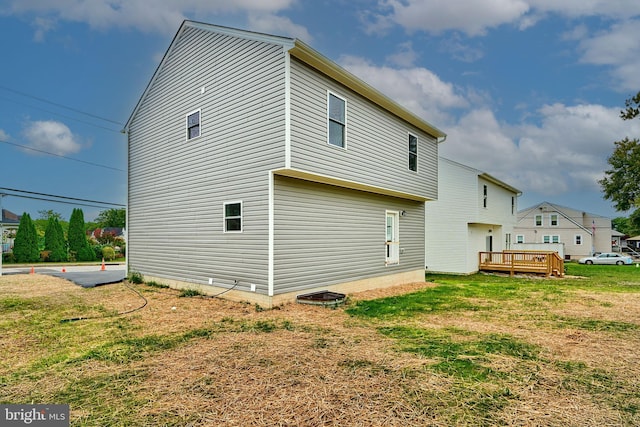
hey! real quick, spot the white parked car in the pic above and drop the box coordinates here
[578,252,634,265]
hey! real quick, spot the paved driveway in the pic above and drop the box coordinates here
[0,264,127,288]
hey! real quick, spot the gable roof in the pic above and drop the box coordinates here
[124,20,446,141]
[439,157,522,195]
[517,201,610,234]
[1,209,20,225]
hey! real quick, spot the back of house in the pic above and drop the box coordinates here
[125,21,445,306]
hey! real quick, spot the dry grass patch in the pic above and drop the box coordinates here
[2,272,640,426]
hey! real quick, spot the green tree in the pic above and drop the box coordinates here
[96,208,126,228]
[68,208,95,261]
[38,209,63,221]
[45,216,67,262]
[13,213,40,263]
[600,91,640,212]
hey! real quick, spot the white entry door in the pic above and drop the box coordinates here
[386,211,400,265]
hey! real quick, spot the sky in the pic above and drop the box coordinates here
[1,0,639,222]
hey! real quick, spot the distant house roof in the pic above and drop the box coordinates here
[440,157,522,195]
[1,209,20,225]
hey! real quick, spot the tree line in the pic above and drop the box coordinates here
[6,208,125,263]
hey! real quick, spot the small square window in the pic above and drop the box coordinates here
[186,110,201,140]
[575,235,582,245]
[409,134,418,172]
[224,201,242,232]
[516,235,524,244]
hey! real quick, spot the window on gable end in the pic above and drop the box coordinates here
[550,214,559,226]
[186,109,201,140]
[534,214,543,226]
[409,133,418,172]
[328,93,346,148]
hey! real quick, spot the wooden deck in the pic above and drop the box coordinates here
[479,251,564,277]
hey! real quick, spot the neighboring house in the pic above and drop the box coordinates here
[425,157,521,274]
[1,209,20,253]
[514,202,612,259]
[124,21,446,307]
[611,229,626,253]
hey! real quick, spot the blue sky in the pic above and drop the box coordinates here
[1,0,639,222]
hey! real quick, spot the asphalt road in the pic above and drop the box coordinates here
[0,264,127,288]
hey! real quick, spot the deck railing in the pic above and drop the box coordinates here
[478,250,564,277]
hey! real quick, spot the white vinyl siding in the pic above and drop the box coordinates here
[289,58,438,200]
[273,176,424,295]
[128,26,287,295]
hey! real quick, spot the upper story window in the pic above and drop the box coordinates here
[408,133,418,172]
[511,197,515,215]
[516,235,524,244]
[575,235,582,245]
[483,185,488,208]
[534,214,543,226]
[186,109,201,140]
[224,201,242,233]
[550,214,559,226]
[328,93,346,148]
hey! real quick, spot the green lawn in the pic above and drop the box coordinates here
[1,263,640,426]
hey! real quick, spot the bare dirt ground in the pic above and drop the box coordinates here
[2,274,639,426]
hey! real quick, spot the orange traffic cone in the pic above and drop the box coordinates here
[30,266,35,274]
[100,258,106,271]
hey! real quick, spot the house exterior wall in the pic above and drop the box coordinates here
[128,26,287,293]
[127,21,441,305]
[514,203,612,259]
[273,176,425,295]
[289,58,438,201]
[425,158,518,274]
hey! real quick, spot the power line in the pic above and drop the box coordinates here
[0,84,124,126]
[0,187,125,207]
[0,193,122,210]
[0,139,125,172]
[0,94,123,134]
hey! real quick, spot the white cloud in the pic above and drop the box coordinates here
[4,0,298,37]
[441,103,640,195]
[385,42,419,67]
[367,0,640,37]
[339,55,468,125]
[0,129,9,141]
[577,19,640,91]
[368,0,531,36]
[23,120,82,155]
[247,12,312,41]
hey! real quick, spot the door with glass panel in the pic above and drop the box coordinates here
[386,211,399,265]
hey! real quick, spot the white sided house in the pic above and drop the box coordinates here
[425,157,521,275]
[514,202,613,260]
[124,21,446,307]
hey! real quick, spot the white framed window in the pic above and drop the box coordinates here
[550,214,559,226]
[408,133,418,172]
[186,109,201,140]
[328,92,346,148]
[543,235,560,243]
[483,185,488,208]
[516,235,524,244]
[534,214,543,227]
[575,235,582,245]
[223,201,242,233]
